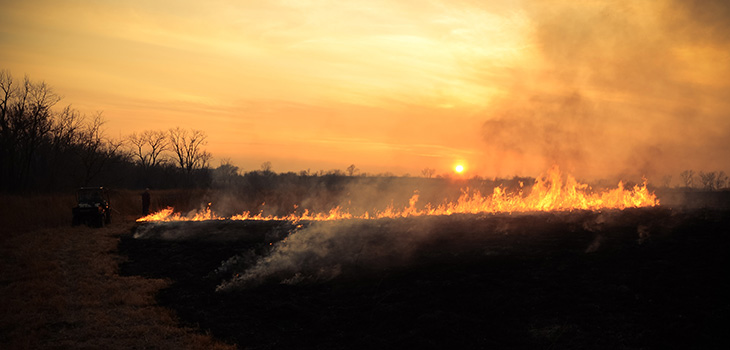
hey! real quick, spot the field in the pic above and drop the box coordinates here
[2,189,729,349]
[0,191,234,349]
[121,193,730,349]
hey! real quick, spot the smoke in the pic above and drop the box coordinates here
[213,208,677,292]
[215,218,432,290]
[480,0,730,182]
[200,174,507,221]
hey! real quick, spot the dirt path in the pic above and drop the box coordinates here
[0,223,235,349]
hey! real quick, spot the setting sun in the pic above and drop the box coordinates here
[455,164,465,174]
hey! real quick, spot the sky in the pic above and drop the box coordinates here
[1,0,729,182]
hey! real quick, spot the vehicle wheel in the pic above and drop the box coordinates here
[96,215,105,228]
[105,212,112,225]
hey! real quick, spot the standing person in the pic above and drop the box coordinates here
[141,188,151,216]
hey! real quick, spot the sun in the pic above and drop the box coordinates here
[454,164,465,174]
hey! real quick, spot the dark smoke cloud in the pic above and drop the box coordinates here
[480,0,730,182]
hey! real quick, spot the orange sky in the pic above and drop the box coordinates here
[1,0,729,182]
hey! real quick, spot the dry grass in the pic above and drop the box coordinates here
[0,189,211,232]
[0,194,235,350]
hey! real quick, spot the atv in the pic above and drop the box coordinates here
[72,187,111,227]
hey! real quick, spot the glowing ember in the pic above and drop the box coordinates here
[136,166,659,223]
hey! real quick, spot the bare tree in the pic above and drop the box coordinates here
[51,106,83,149]
[0,70,16,188]
[76,113,125,185]
[127,132,148,167]
[168,127,211,173]
[260,161,273,174]
[680,170,695,188]
[45,106,83,189]
[715,171,728,190]
[0,72,60,189]
[661,175,673,188]
[699,171,717,190]
[346,164,359,176]
[127,129,169,169]
[421,168,436,178]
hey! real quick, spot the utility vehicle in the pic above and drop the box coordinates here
[72,187,111,227]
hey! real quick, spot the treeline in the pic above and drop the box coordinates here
[4,70,728,196]
[0,70,211,193]
[678,170,729,190]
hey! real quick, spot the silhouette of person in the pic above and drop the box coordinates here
[142,188,151,216]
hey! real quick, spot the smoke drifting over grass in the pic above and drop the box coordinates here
[481,0,730,181]
[215,218,429,290]
[212,208,675,291]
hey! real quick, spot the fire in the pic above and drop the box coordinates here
[136,166,659,223]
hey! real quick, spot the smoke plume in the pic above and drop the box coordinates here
[481,0,730,182]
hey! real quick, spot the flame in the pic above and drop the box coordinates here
[136,166,658,223]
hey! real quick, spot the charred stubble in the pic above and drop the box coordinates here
[120,206,730,349]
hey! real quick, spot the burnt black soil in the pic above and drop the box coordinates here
[119,207,730,349]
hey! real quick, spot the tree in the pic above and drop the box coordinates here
[0,71,61,190]
[715,171,728,190]
[45,105,83,189]
[346,164,359,176]
[168,127,211,173]
[680,170,694,188]
[260,161,273,174]
[699,171,717,190]
[661,175,672,188]
[127,129,169,169]
[0,70,17,189]
[76,113,125,186]
[212,158,240,188]
[421,168,436,178]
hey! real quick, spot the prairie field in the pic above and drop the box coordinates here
[2,189,729,349]
[0,191,234,349]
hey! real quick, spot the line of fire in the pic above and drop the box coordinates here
[137,166,658,223]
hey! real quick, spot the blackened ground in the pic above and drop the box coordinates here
[119,208,730,349]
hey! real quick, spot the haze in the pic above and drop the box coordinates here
[1,0,728,182]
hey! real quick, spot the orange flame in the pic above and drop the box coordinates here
[136,166,658,223]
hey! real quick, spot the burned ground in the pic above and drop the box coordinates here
[119,204,730,349]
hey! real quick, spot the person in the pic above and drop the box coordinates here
[141,188,151,216]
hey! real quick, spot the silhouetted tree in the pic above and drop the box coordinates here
[260,161,273,175]
[661,175,672,188]
[699,171,717,190]
[127,129,169,169]
[0,71,60,190]
[715,171,728,190]
[44,105,83,189]
[76,113,126,186]
[421,168,436,178]
[169,127,211,173]
[680,170,695,188]
[346,164,359,176]
[212,158,241,188]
